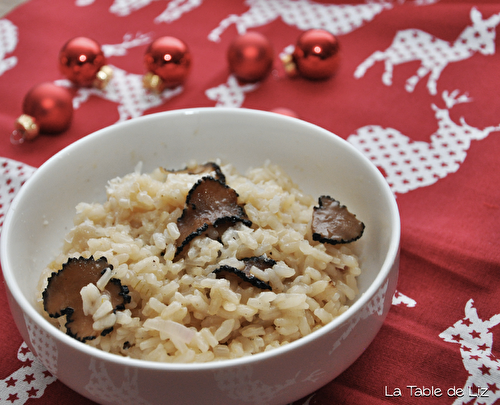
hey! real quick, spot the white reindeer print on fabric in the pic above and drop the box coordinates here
[207,0,392,42]
[205,75,258,107]
[354,7,500,95]
[75,0,95,5]
[0,158,36,236]
[0,19,18,76]
[0,342,57,404]
[439,299,500,405]
[413,0,439,4]
[75,0,154,15]
[392,291,416,307]
[61,65,183,122]
[101,32,151,57]
[155,0,203,24]
[76,0,204,23]
[347,90,500,194]
[109,0,156,16]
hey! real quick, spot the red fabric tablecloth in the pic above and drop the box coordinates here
[1,0,500,404]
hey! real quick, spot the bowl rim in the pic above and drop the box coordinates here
[1,107,400,371]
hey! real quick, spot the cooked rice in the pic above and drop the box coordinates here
[39,160,361,362]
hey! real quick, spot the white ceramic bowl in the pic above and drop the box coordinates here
[1,108,399,405]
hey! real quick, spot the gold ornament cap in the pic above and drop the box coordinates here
[280,54,299,78]
[142,71,164,93]
[93,65,114,89]
[12,114,39,144]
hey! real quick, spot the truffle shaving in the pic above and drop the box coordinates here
[242,256,277,271]
[213,255,275,290]
[42,256,131,342]
[311,196,365,245]
[175,176,252,257]
[162,161,226,183]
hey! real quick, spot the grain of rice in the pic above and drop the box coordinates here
[336,280,356,301]
[195,352,214,363]
[115,310,133,325]
[308,280,330,297]
[93,300,113,321]
[259,306,283,321]
[147,344,167,362]
[314,307,334,324]
[188,291,210,313]
[274,293,308,310]
[214,345,231,359]
[304,266,323,282]
[248,265,269,282]
[240,325,265,338]
[273,262,295,278]
[247,291,276,311]
[275,321,299,336]
[298,315,312,336]
[99,337,112,354]
[96,267,113,290]
[161,301,187,323]
[229,340,245,357]
[235,304,258,320]
[305,296,320,312]
[192,332,210,353]
[139,336,161,351]
[93,312,116,330]
[214,319,235,341]
[80,283,101,316]
[199,328,218,348]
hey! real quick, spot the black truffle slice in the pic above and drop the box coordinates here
[311,196,365,245]
[213,255,275,291]
[175,176,252,257]
[42,256,131,342]
[242,256,276,271]
[163,161,226,183]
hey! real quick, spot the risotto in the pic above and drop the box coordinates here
[39,160,363,363]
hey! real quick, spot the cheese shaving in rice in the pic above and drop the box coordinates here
[39,161,362,362]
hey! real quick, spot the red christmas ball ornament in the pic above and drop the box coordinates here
[143,36,192,93]
[284,29,340,80]
[11,82,74,144]
[59,37,113,89]
[227,32,274,83]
